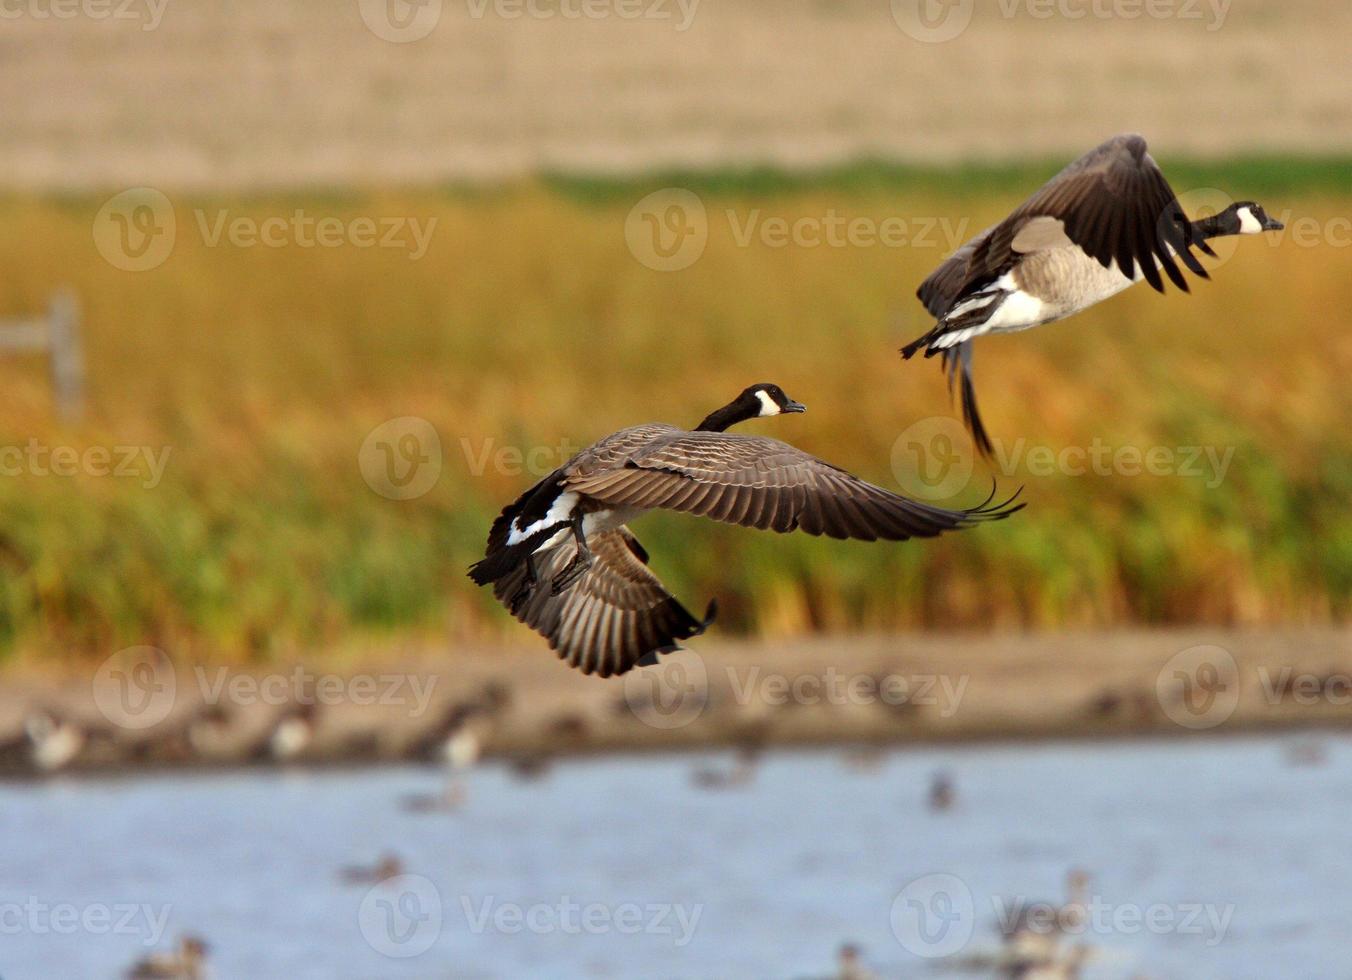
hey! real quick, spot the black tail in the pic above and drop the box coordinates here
[468,547,521,587]
[941,342,994,460]
[469,518,572,587]
[900,326,940,360]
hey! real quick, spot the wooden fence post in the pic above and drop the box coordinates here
[47,288,84,423]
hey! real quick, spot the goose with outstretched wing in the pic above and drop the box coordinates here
[470,383,1022,676]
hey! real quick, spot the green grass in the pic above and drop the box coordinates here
[0,166,1349,662]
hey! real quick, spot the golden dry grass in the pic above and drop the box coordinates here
[0,173,1349,661]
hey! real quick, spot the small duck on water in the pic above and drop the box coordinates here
[125,934,209,979]
[339,853,405,885]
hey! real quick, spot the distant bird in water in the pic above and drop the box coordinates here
[409,682,511,766]
[20,706,92,773]
[125,934,209,979]
[841,745,886,773]
[403,682,511,810]
[929,770,956,812]
[1284,740,1328,767]
[1001,869,1092,967]
[901,133,1284,456]
[835,943,878,980]
[691,742,761,790]
[340,853,404,885]
[1003,944,1091,980]
[265,701,318,761]
[470,383,1021,676]
[506,751,553,781]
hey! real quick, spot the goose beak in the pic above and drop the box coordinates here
[1263,215,1285,231]
[783,400,807,414]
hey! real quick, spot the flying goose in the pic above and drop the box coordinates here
[469,383,1021,677]
[900,133,1284,455]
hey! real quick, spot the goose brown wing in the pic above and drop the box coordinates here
[917,227,993,318]
[565,433,1021,541]
[967,133,1209,295]
[493,528,714,678]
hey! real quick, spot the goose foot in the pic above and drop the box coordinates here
[509,555,539,613]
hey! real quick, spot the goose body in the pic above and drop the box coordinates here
[901,133,1284,454]
[470,384,1021,676]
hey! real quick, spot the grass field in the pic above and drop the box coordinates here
[1,161,1350,662]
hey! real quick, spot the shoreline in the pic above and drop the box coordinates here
[3,627,1349,778]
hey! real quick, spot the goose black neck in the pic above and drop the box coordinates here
[1190,214,1232,241]
[695,399,755,432]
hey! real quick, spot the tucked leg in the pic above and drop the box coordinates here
[550,516,594,595]
[509,553,539,614]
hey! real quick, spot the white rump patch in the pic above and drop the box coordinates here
[507,490,580,547]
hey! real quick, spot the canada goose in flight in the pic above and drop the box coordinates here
[900,133,1284,455]
[469,383,1021,676]
[126,935,209,979]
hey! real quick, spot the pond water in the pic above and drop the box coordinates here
[2,734,1348,979]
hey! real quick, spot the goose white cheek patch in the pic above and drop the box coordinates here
[1236,207,1263,235]
[755,390,781,416]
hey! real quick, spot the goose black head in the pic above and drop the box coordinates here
[1223,201,1284,235]
[696,383,806,432]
